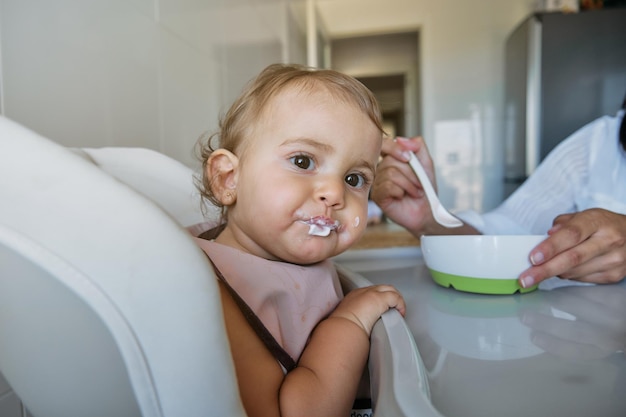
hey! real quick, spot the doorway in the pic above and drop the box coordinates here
[330,31,421,138]
[357,74,405,138]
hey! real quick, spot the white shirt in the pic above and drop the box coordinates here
[458,110,626,235]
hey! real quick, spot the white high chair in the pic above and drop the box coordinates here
[0,116,245,417]
[72,146,218,229]
[75,147,437,417]
[0,115,436,416]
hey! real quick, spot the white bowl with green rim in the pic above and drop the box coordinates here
[420,235,546,295]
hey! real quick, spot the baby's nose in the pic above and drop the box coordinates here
[316,177,344,208]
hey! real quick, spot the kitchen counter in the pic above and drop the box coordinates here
[352,221,420,250]
[334,245,626,417]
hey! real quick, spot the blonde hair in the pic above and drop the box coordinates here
[196,63,384,215]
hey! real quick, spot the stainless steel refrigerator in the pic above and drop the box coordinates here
[503,8,626,197]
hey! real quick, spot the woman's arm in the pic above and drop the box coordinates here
[502,116,626,287]
[482,127,589,236]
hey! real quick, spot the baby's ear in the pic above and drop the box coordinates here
[206,149,239,206]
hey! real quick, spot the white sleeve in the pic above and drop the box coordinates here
[458,119,598,235]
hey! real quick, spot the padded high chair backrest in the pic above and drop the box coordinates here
[74,147,219,228]
[0,116,247,417]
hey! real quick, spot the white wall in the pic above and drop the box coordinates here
[0,0,306,168]
[317,0,535,211]
[0,0,537,211]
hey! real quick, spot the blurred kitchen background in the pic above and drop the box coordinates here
[0,0,625,214]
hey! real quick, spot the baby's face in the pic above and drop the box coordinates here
[224,88,382,264]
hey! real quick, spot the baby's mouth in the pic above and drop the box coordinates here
[301,216,340,237]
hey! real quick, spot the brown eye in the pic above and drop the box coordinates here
[291,155,313,170]
[345,173,365,188]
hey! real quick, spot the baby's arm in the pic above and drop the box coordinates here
[280,285,406,416]
[218,281,285,417]
[220,281,405,417]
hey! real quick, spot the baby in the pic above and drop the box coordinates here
[194,63,405,417]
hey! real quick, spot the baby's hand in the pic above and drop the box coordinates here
[329,285,406,336]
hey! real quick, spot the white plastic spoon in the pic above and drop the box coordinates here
[407,152,463,228]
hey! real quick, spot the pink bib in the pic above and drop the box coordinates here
[194,238,343,362]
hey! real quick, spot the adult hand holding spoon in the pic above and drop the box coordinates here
[406,152,462,228]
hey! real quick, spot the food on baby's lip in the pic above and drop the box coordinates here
[302,216,340,237]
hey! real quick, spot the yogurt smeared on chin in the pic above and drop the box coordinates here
[302,216,340,237]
